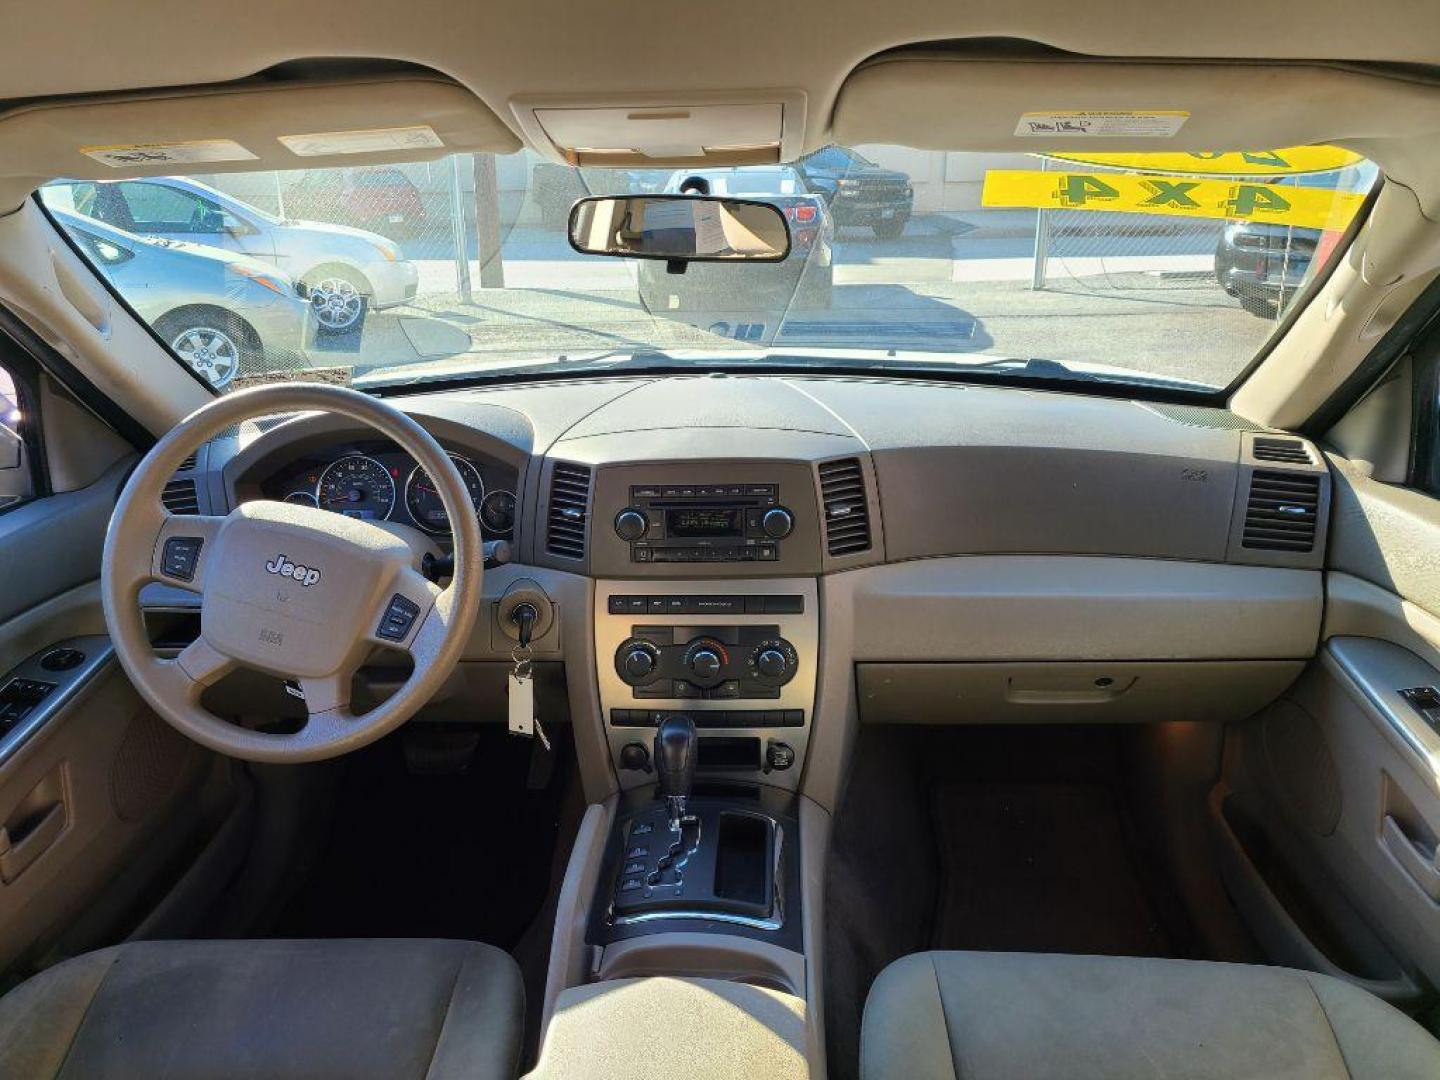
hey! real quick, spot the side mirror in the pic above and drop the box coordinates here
[221,212,254,235]
[568,195,790,263]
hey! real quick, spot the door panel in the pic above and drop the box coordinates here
[0,370,227,978]
[1218,453,1440,1008]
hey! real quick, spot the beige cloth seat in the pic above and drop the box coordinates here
[0,938,525,1079]
[861,951,1440,1080]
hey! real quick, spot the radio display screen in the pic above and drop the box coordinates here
[667,507,744,537]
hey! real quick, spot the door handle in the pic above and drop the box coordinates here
[1381,815,1440,902]
[0,802,65,884]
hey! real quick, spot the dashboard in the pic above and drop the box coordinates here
[165,374,1333,798]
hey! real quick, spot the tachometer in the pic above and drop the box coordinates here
[405,456,485,533]
[283,490,319,507]
[316,454,396,520]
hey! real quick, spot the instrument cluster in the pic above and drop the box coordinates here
[258,441,518,539]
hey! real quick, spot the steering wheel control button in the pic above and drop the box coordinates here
[161,536,204,582]
[376,594,422,642]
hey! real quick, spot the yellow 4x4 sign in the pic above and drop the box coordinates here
[1041,146,1363,176]
[981,170,1366,231]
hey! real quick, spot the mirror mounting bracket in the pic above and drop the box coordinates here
[665,259,687,276]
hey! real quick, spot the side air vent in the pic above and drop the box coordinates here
[1242,471,1321,552]
[160,477,201,515]
[546,462,591,559]
[818,457,871,556]
[1252,436,1312,465]
[176,452,198,471]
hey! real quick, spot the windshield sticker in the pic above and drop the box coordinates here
[80,139,258,168]
[1015,111,1189,138]
[1039,146,1363,176]
[982,169,1366,231]
[278,125,444,157]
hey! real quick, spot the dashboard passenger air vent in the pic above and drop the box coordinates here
[160,477,200,515]
[1252,437,1312,465]
[1241,471,1321,552]
[818,457,871,556]
[546,461,591,559]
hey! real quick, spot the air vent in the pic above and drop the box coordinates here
[545,462,591,559]
[176,452,198,471]
[818,457,871,556]
[160,477,200,515]
[1242,470,1321,552]
[1252,437,1312,465]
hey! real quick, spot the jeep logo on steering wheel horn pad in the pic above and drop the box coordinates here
[265,553,321,587]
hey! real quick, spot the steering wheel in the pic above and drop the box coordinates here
[101,383,483,763]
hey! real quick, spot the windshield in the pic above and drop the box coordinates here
[38,145,1378,393]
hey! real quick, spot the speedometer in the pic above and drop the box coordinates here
[405,456,485,533]
[316,454,396,520]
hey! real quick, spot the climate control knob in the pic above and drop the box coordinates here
[755,648,788,679]
[746,637,798,686]
[761,507,794,539]
[614,508,649,542]
[681,638,729,687]
[615,639,661,685]
[688,649,722,681]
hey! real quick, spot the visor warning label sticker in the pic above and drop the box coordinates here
[278,125,444,157]
[81,139,258,168]
[1015,111,1189,138]
[982,169,1366,230]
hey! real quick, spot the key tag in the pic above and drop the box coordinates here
[507,647,550,750]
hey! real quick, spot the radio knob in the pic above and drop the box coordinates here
[614,508,649,542]
[755,648,788,679]
[616,640,661,684]
[761,507,794,539]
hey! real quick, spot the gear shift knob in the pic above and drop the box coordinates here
[654,713,697,824]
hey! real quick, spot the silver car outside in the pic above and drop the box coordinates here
[47,207,311,390]
[44,176,418,335]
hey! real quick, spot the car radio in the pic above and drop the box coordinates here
[613,484,795,564]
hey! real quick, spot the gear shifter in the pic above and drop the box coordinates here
[654,713,697,829]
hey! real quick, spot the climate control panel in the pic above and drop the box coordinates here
[614,624,799,700]
[596,579,818,794]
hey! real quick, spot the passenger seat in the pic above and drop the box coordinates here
[860,951,1440,1079]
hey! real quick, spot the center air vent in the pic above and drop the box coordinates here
[1242,470,1321,552]
[546,462,592,559]
[160,477,200,515]
[1252,437,1312,465]
[818,457,871,556]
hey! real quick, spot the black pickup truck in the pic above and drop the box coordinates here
[794,145,914,237]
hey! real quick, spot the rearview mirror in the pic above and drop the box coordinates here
[568,195,790,262]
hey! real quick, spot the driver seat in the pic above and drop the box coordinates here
[0,938,525,1079]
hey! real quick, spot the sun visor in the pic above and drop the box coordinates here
[511,92,806,167]
[0,72,520,207]
[832,54,1440,156]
